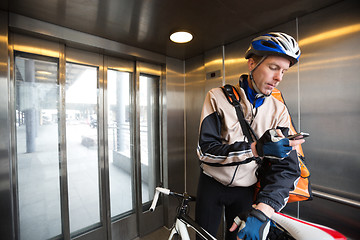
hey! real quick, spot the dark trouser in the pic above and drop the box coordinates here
[195,172,255,240]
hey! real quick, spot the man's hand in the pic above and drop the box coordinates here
[229,208,271,240]
[254,129,305,159]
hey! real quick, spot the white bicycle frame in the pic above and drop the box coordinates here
[167,216,217,240]
[168,218,191,240]
[150,187,216,240]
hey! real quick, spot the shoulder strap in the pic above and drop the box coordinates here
[221,84,258,143]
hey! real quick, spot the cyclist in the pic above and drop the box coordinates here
[196,32,304,240]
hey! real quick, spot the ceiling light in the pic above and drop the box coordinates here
[170,31,193,43]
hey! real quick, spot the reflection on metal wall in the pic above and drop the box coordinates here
[298,0,360,238]
[184,0,360,239]
[184,55,206,197]
[164,57,185,227]
[224,36,253,86]
[299,0,360,195]
[0,11,13,240]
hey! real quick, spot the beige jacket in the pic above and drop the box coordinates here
[197,79,294,187]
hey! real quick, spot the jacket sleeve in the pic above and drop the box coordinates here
[255,115,301,212]
[197,90,255,165]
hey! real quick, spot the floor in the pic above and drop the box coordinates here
[136,227,172,240]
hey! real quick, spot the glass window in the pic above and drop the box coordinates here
[65,63,101,233]
[15,55,62,240]
[139,74,160,205]
[107,69,134,218]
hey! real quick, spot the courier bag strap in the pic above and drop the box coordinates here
[221,84,258,143]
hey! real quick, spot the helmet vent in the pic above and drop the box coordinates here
[291,38,296,47]
[278,40,289,51]
[261,41,276,49]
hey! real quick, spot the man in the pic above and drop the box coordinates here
[195,32,304,240]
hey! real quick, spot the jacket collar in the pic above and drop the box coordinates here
[239,74,265,108]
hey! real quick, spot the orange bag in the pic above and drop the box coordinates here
[270,89,312,203]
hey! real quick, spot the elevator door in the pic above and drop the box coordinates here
[11,34,164,240]
[136,62,164,237]
[14,52,63,240]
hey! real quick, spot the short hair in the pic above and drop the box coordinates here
[249,54,263,64]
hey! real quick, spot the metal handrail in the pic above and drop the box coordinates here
[312,190,360,209]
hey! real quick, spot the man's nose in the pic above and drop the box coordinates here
[274,71,283,81]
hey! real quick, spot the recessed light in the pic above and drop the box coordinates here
[170,31,193,43]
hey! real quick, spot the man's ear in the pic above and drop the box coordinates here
[248,58,255,71]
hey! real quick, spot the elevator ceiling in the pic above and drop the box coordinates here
[1,0,342,60]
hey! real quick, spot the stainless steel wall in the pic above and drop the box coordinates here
[296,1,360,238]
[185,0,360,239]
[0,10,14,240]
[164,56,186,227]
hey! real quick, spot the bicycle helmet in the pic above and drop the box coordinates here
[245,32,301,66]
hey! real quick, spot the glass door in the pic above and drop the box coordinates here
[107,69,133,218]
[14,53,62,240]
[64,48,107,239]
[139,74,160,206]
[136,62,164,236]
[105,57,138,240]
[11,34,165,240]
[65,62,101,234]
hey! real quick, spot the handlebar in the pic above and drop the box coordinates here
[149,187,171,211]
[149,187,196,212]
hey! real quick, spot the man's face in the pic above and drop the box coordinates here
[250,56,291,96]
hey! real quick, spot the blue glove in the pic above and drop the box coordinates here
[236,208,270,240]
[256,129,292,159]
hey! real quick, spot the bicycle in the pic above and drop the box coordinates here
[149,187,347,240]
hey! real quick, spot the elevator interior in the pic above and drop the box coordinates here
[0,0,359,240]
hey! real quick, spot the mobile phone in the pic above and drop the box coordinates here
[288,132,310,140]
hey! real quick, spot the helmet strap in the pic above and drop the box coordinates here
[249,56,271,97]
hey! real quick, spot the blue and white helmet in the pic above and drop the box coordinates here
[245,32,301,66]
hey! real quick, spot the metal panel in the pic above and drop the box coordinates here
[298,0,360,193]
[184,54,206,197]
[12,33,60,58]
[9,13,166,64]
[111,214,138,240]
[164,56,185,227]
[224,36,253,85]
[204,46,224,91]
[59,43,70,240]
[0,10,14,240]
[297,1,360,238]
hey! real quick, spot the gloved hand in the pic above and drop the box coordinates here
[235,208,270,240]
[256,129,292,159]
